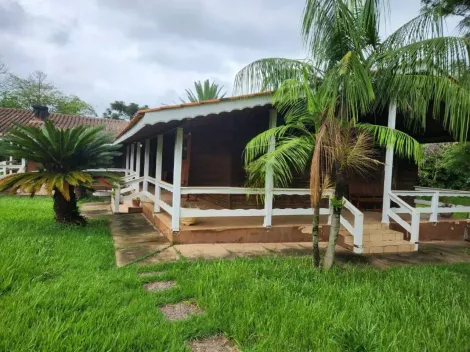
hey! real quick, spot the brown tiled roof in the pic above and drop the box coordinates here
[0,108,128,137]
[116,91,273,139]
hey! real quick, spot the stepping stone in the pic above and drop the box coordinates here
[188,336,239,352]
[138,271,165,277]
[143,281,176,292]
[159,301,203,321]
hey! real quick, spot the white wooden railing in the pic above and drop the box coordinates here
[386,187,470,250]
[113,175,366,254]
[387,191,420,250]
[0,159,26,178]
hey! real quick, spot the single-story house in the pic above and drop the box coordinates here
[0,106,128,173]
[112,92,470,254]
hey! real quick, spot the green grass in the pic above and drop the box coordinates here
[1,196,470,351]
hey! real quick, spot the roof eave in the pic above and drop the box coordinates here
[114,93,273,145]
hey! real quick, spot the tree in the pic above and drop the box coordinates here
[180,79,227,103]
[422,0,470,36]
[103,101,149,120]
[419,143,470,189]
[236,0,470,269]
[0,71,96,116]
[0,121,121,225]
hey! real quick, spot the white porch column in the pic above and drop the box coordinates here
[8,154,13,174]
[382,102,397,224]
[263,108,277,227]
[171,128,184,231]
[143,139,150,193]
[154,135,163,213]
[21,158,26,172]
[130,143,135,177]
[135,142,142,192]
[125,145,130,176]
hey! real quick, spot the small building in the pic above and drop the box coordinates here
[0,106,128,174]
[113,92,470,254]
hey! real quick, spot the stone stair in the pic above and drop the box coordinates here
[339,222,415,254]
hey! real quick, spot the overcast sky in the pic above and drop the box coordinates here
[0,0,461,115]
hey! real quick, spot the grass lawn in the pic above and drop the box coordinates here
[1,196,470,351]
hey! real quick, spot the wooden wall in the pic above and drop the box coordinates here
[176,107,419,212]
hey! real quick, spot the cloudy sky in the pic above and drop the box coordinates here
[0,0,461,115]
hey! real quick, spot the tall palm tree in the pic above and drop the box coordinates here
[180,79,227,103]
[237,0,470,268]
[0,121,121,225]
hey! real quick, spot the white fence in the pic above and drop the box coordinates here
[385,187,470,250]
[113,175,366,254]
[0,159,26,178]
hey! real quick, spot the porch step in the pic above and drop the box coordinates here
[339,227,415,254]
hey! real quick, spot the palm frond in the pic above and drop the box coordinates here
[357,123,423,163]
[234,58,321,94]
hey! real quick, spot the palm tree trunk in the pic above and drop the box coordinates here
[53,186,86,225]
[312,203,321,268]
[323,169,346,270]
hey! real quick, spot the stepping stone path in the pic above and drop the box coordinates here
[138,271,165,277]
[159,301,204,321]
[188,336,239,352]
[143,281,176,292]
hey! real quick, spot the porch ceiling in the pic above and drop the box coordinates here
[115,92,273,144]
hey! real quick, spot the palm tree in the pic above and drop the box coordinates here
[0,121,121,225]
[180,79,227,103]
[237,0,470,268]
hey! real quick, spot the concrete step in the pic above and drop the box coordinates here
[338,225,414,254]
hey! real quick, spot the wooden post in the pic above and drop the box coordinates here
[172,128,184,231]
[143,139,150,193]
[135,142,142,192]
[21,158,26,173]
[8,154,13,174]
[263,108,277,227]
[430,191,439,222]
[382,101,397,224]
[411,210,420,250]
[353,213,364,254]
[154,135,163,213]
[114,184,121,213]
[125,145,130,176]
[130,143,135,178]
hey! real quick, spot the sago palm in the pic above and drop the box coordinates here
[180,79,227,103]
[0,121,121,225]
[237,0,470,268]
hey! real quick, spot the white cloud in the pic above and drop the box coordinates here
[0,0,462,115]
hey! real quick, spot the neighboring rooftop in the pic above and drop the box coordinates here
[0,108,129,137]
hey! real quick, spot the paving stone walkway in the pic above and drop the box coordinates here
[81,203,470,268]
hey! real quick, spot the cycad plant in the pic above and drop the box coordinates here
[0,121,121,225]
[180,79,227,103]
[237,0,470,268]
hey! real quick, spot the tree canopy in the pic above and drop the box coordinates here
[422,0,470,36]
[179,79,227,103]
[419,143,470,189]
[0,70,96,116]
[102,101,149,120]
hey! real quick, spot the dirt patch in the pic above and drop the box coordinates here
[159,301,204,321]
[138,271,165,277]
[188,336,239,352]
[143,281,176,292]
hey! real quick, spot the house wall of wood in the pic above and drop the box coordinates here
[170,106,419,211]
